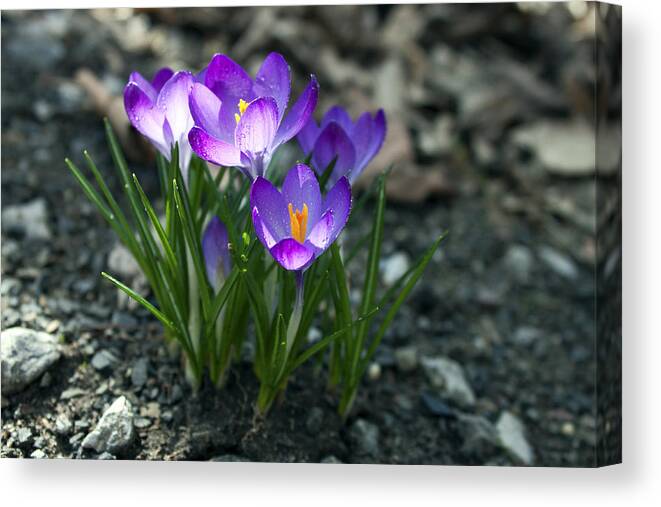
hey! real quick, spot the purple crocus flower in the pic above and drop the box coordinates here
[202,216,232,292]
[250,163,351,272]
[188,52,319,179]
[124,69,195,180]
[298,106,386,185]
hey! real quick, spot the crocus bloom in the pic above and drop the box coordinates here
[250,163,351,271]
[188,52,319,179]
[124,69,195,180]
[202,216,232,292]
[298,106,386,185]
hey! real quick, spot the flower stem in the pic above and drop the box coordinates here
[285,271,304,356]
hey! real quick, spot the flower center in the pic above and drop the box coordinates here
[288,203,308,244]
[234,98,249,124]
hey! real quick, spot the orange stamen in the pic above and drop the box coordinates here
[288,203,309,244]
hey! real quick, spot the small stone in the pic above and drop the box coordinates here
[305,407,324,434]
[380,252,410,286]
[97,452,116,460]
[40,371,52,388]
[60,387,86,400]
[1,327,61,395]
[131,358,149,388]
[17,427,33,445]
[69,433,84,446]
[420,356,476,407]
[140,402,160,419]
[350,419,380,457]
[367,362,381,381]
[91,349,118,372]
[111,311,138,328]
[561,421,576,437]
[496,411,534,465]
[503,245,533,283]
[420,392,455,418]
[394,346,418,372]
[107,243,141,280]
[512,326,543,346]
[458,413,499,457]
[82,396,135,455]
[55,415,72,436]
[74,420,91,432]
[539,246,578,280]
[30,449,47,459]
[321,455,343,464]
[1,198,51,240]
[134,417,152,429]
[45,320,61,334]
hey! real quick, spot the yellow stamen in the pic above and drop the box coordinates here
[235,98,249,124]
[288,203,309,244]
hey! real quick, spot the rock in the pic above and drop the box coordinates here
[55,415,73,436]
[60,387,86,400]
[6,22,64,71]
[394,346,418,372]
[30,449,47,459]
[419,115,456,157]
[458,413,500,457]
[305,407,324,434]
[98,452,116,460]
[140,402,161,419]
[367,362,381,381]
[1,198,51,240]
[131,358,149,388]
[503,245,533,283]
[511,120,596,176]
[107,243,141,280]
[350,419,380,458]
[512,326,543,346]
[17,427,33,445]
[496,411,534,465]
[321,455,343,464]
[1,327,61,395]
[91,349,119,371]
[112,311,138,328]
[420,392,455,418]
[420,356,476,407]
[381,252,410,286]
[82,396,135,455]
[539,246,578,280]
[209,454,250,462]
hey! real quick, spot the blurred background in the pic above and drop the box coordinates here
[1,3,621,466]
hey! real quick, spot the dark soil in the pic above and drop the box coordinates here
[1,5,620,465]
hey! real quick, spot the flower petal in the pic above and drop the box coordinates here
[312,122,356,184]
[250,176,290,241]
[189,82,224,140]
[156,71,195,142]
[358,109,387,176]
[252,207,279,250]
[306,209,334,253]
[151,67,175,92]
[189,126,242,167]
[254,52,290,124]
[297,116,320,156]
[321,105,354,133]
[235,97,279,154]
[202,216,231,292]
[273,75,319,148]
[204,54,254,103]
[281,163,322,227]
[124,82,169,156]
[270,238,315,271]
[128,71,157,102]
[323,176,352,244]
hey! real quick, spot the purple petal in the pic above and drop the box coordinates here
[235,97,279,154]
[204,54,255,103]
[281,163,322,227]
[151,67,175,92]
[297,116,320,156]
[128,71,157,102]
[312,122,356,183]
[124,82,169,156]
[156,71,195,142]
[189,83,224,140]
[306,210,334,253]
[202,216,231,292]
[252,207,278,249]
[349,112,373,164]
[250,177,290,242]
[321,105,354,133]
[323,176,352,244]
[189,127,242,167]
[270,238,315,271]
[254,52,290,124]
[356,109,387,177]
[273,75,319,148]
